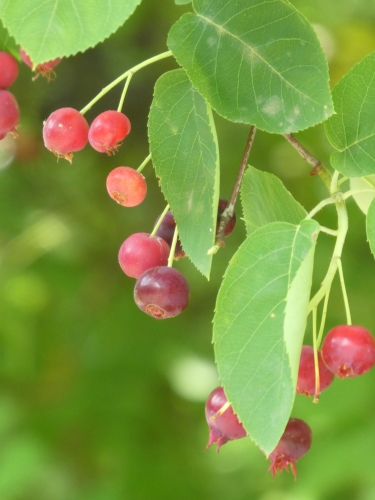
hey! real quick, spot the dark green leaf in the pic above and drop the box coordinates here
[148,69,219,278]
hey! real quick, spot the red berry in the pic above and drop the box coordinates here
[43,107,89,162]
[20,48,61,80]
[0,52,19,89]
[321,325,375,378]
[134,266,189,319]
[267,418,312,478]
[296,345,334,397]
[118,232,170,279]
[0,90,20,137]
[205,387,246,451]
[88,110,131,154]
[154,210,185,259]
[106,167,147,207]
[217,198,236,237]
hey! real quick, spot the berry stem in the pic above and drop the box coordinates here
[342,188,375,200]
[80,51,173,115]
[337,259,352,325]
[117,72,133,112]
[137,153,152,173]
[307,171,349,314]
[150,204,170,238]
[168,224,179,267]
[283,133,332,190]
[312,307,320,403]
[209,125,256,254]
[317,287,331,348]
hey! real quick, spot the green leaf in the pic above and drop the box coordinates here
[213,219,319,455]
[325,52,375,177]
[366,198,375,258]
[167,0,333,133]
[0,0,142,65]
[175,0,191,4]
[241,166,307,235]
[148,69,219,278]
[0,19,18,57]
[349,176,375,215]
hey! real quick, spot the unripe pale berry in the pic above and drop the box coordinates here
[106,167,147,207]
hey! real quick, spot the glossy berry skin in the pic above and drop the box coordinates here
[20,48,61,79]
[118,232,170,279]
[88,110,131,154]
[154,211,185,259]
[106,167,147,207]
[134,266,189,319]
[205,387,246,451]
[267,418,312,478]
[217,198,236,237]
[0,52,19,89]
[321,325,375,378]
[0,90,20,137]
[296,345,334,397]
[43,108,89,162]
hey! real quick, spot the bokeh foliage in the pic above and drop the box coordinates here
[1,1,375,499]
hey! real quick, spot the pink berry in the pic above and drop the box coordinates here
[134,266,189,319]
[106,167,147,207]
[321,325,375,378]
[154,210,185,259]
[118,232,170,279]
[43,107,89,162]
[20,48,61,80]
[267,418,312,478]
[0,90,20,137]
[88,110,131,154]
[0,52,19,89]
[296,345,334,397]
[205,387,246,451]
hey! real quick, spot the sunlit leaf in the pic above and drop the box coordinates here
[213,219,319,455]
[349,176,375,215]
[168,0,333,133]
[148,69,219,278]
[366,198,375,258]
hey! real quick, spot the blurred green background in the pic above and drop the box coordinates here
[1,1,375,499]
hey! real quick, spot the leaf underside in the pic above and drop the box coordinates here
[148,69,219,278]
[213,219,319,455]
[366,198,375,258]
[0,0,142,64]
[168,0,333,133]
[325,51,375,177]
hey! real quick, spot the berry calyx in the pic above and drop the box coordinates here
[205,387,247,451]
[0,52,19,89]
[217,198,236,237]
[0,90,20,137]
[321,325,375,378]
[134,266,189,319]
[20,48,61,80]
[296,345,334,398]
[154,210,185,259]
[267,418,312,479]
[88,110,131,154]
[106,167,147,207]
[43,107,89,162]
[118,232,170,279]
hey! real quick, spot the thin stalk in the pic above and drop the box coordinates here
[342,188,375,200]
[337,259,352,325]
[150,204,169,238]
[80,51,173,115]
[317,286,331,348]
[283,133,332,190]
[305,197,336,220]
[168,225,179,267]
[137,153,152,173]
[117,72,133,112]
[312,307,320,403]
[319,227,338,237]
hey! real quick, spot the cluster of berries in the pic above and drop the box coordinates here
[205,324,375,478]
[0,48,61,141]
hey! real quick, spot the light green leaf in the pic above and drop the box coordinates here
[148,69,219,278]
[0,19,18,57]
[175,0,191,4]
[325,52,375,177]
[0,0,142,65]
[366,198,375,258]
[167,0,333,133]
[213,219,319,455]
[349,176,375,215]
[241,166,307,235]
